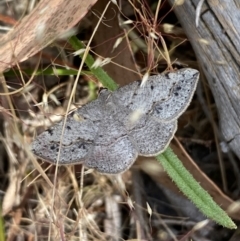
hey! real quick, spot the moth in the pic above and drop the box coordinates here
[32,68,199,174]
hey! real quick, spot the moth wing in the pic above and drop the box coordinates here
[151,68,199,122]
[109,72,176,115]
[32,90,110,164]
[128,114,177,156]
[110,68,199,122]
[84,115,138,174]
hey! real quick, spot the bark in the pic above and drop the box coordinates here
[167,0,240,159]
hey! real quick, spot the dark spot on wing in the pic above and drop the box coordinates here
[50,144,59,152]
[151,85,154,90]
[176,86,181,91]
[127,102,133,108]
[67,125,71,130]
[78,143,86,149]
[93,120,101,124]
[155,106,163,114]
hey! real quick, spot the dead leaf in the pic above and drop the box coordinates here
[0,0,98,72]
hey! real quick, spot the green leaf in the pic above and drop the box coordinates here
[157,147,236,229]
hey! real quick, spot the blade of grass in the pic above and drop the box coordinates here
[68,36,118,91]
[0,207,5,241]
[4,67,87,77]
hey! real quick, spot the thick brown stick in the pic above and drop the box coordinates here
[168,0,240,159]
